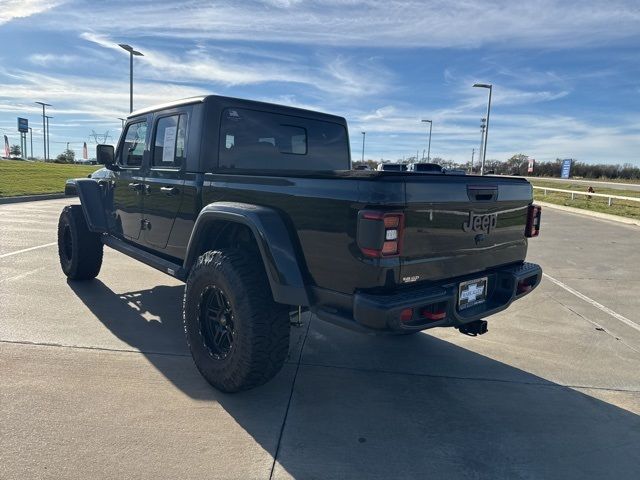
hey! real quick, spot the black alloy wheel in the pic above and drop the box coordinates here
[199,286,235,359]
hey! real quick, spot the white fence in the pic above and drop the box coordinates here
[533,186,640,207]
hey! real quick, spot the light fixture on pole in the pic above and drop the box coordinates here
[473,83,492,175]
[361,131,366,162]
[35,101,51,160]
[421,119,432,162]
[118,44,144,113]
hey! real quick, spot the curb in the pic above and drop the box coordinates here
[0,193,68,205]
[536,201,640,227]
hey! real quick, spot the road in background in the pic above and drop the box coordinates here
[1,199,639,479]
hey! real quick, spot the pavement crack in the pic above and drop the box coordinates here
[0,339,191,358]
[269,316,312,480]
[545,292,640,355]
[298,361,640,394]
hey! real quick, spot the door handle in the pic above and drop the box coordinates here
[160,186,180,196]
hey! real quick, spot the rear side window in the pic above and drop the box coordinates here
[120,121,147,167]
[152,114,186,168]
[218,108,349,171]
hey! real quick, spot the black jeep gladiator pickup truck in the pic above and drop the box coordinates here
[58,95,542,392]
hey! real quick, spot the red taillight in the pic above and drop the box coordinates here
[358,211,405,258]
[525,204,541,238]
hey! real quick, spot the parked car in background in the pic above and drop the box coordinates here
[376,163,407,171]
[65,167,114,196]
[407,163,443,173]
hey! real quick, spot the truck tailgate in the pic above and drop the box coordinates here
[401,175,532,283]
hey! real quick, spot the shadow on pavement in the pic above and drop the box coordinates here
[68,279,640,479]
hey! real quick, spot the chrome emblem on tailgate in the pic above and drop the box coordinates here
[462,212,497,234]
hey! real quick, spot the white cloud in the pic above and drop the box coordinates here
[349,104,640,164]
[0,68,209,121]
[0,0,65,25]
[28,53,83,67]
[80,32,392,97]
[45,1,640,49]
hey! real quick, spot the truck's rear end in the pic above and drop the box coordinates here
[313,172,542,334]
[194,95,540,335]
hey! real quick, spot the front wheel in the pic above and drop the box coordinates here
[57,205,103,280]
[183,249,290,393]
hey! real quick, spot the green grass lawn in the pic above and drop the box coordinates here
[530,178,640,220]
[530,179,640,198]
[530,176,640,185]
[533,190,640,220]
[0,159,99,197]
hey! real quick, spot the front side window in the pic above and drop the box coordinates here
[218,108,348,171]
[120,121,147,167]
[153,114,186,168]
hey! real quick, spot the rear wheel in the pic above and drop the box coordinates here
[57,205,103,280]
[183,249,290,393]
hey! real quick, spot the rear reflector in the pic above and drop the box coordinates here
[420,301,448,322]
[421,309,447,321]
[400,308,414,323]
[517,277,536,294]
[525,204,541,238]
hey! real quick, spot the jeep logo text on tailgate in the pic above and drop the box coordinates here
[462,212,497,234]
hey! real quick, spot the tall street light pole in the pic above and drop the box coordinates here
[421,119,432,162]
[28,127,33,159]
[35,101,51,160]
[119,44,144,113]
[478,118,486,175]
[473,83,492,175]
[45,116,53,160]
[361,131,366,162]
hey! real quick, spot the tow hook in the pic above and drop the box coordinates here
[458,320,488,336]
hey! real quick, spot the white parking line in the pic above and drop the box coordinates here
[543,273,640,333]
[0,242,56,259]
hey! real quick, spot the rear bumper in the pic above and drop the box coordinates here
[312,262,542,334]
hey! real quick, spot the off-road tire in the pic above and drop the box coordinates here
[183,249,290,393]
[57,205,103,280]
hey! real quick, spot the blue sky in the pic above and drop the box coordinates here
[1,0,639,164]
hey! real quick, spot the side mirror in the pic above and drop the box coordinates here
[96,144,115,168]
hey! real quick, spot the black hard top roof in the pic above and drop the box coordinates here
[129,95,346,124]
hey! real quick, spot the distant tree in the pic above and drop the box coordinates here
[506,154,529,174]
[55,148,75,164]
[9,144,21,158]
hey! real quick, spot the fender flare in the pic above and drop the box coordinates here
[75,178,109,233]
[183,202,310,306]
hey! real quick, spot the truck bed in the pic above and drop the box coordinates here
[200,170,532,294]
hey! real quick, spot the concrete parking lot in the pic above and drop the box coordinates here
[1,199,639,479]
